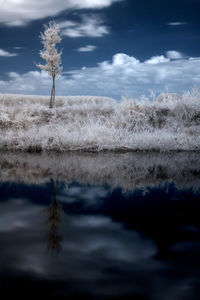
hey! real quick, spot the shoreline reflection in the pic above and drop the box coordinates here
[0,151,199,191]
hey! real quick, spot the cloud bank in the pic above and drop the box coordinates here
[0,0,122,26]
[0,52,200,99]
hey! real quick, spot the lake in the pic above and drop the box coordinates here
[0,151,200,298]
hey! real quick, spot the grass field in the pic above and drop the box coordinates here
[0,91,200,151]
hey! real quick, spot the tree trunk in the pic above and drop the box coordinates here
[49,76,55,108]
[52,76,55,107]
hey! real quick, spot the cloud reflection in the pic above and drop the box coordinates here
[0,184,200,297]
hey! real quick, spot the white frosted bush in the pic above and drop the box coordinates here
[0,92,200,151]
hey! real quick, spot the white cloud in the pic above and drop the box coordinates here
[1,53,200,100]
[99,53,140,73]
[167,22,187,26]
[166,50,184,59]
[13,47,25,50]
[59,15,109,38]
[0,48,18,57]
[0,0,122,26]
[77,45,97,52]
[112,53,140,66]
[145,55,169,64]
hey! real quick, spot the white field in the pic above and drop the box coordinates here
[0,91,200,152]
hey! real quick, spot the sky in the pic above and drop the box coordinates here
[0,0,200,100]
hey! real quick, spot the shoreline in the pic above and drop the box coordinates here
[0,148,200,153]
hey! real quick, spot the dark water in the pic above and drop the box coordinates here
[0,151,200,298]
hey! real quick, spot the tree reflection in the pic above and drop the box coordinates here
[43,178,63,254]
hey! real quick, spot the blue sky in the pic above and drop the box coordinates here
[0,0,200,100]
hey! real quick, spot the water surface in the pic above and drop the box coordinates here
[0,151,200,298]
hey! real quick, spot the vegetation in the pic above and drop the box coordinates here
[0,90,199,151]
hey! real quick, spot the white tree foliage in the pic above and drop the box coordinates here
[37,21,62,108]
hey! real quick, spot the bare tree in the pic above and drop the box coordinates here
[37,21,62,108]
